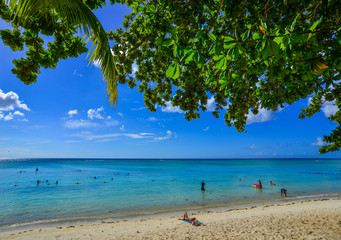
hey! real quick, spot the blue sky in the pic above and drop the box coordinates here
[0,3,340,159]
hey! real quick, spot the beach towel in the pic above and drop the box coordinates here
[183,220,203,226]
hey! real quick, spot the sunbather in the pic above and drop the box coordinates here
[179,212,201,226]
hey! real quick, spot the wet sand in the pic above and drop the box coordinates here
[1,198,340,240]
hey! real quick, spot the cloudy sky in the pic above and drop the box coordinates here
[0,3,339,159]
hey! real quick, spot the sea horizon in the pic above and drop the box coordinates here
[1,157,341,161]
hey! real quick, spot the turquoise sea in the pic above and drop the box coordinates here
[0,158,340,231]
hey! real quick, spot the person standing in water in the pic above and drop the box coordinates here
[258,180,262,189]
[201,180,206,191]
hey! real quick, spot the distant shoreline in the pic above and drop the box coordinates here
[1,197,340,239]
[1,157,341,161]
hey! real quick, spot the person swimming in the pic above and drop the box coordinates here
[270,180,275,185]
[281,188,287,197]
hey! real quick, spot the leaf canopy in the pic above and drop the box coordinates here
[1,0,340,154]
[109,0,341,154]
[1,0,117,104]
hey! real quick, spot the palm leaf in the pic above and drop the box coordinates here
[6,0,118,105]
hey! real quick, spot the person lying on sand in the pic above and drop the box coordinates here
[179,212,202,226]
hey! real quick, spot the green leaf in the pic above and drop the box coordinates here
[224,43,236,49]
[233,45,239,60]
[232,73,239,79]
[224,36,235,42]
[173,44,179,57]
[290,14,299,32]
[262,40,270,59]
[273,37,283,45]
[213,55,224,61]
[242,29,251,40]
[209,44,216,55]
[269,39,279,56]
[166,62,181,79]
[208,33,217,41]
[149,5,156,12]
[216,56,228,70]
[310,17,322,31]
[162,39,175,46]
[170,28,178,42]
[181,49,195,64]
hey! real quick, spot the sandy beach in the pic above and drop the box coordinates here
[1,198,340,240]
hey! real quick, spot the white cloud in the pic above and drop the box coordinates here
[312,137,325,146]
[65,140,83,143]
[154,130,173,141]
[73,69,83,77]
[246,108,273,124]
[131,106,147,111]
[147,117,158,121]
[13,111,24,116]
[125,133,153,139]
[88,107,104,120]
[104,119,120,127]
[140,132,155,136]
[321,100,338,118]
[161,101,184,113]
[4,113,13,121]
[250,144,257,149]
[120,125,125,131]
[132,63,138,77]
[70,131,154,141]
[18,118,29,122]
[117,112,123,117]
[203,126,210,131]
[0,89,30,111]
[308,97,338,118]
[64,119,99,129]
[68,109,78,117]
[205,96,216,111]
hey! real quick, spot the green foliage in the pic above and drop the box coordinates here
[0,0,117,103]
[1,0,340,153]
[109,0,341,154]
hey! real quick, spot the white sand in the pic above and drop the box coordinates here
[1,198,340,240]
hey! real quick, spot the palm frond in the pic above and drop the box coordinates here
[6,0,118,105]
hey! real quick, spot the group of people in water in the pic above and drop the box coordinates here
[202,179,287,197]
[252,180,287,196]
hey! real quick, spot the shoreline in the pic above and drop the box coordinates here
[1,193,341,234]
[1,197,340,239]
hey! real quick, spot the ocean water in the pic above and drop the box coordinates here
[0,158,340,230]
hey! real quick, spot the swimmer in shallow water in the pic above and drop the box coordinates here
[270,180,275,185]
[281,188,287,197]
[257,180,262,189]
[201,180,205,191]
